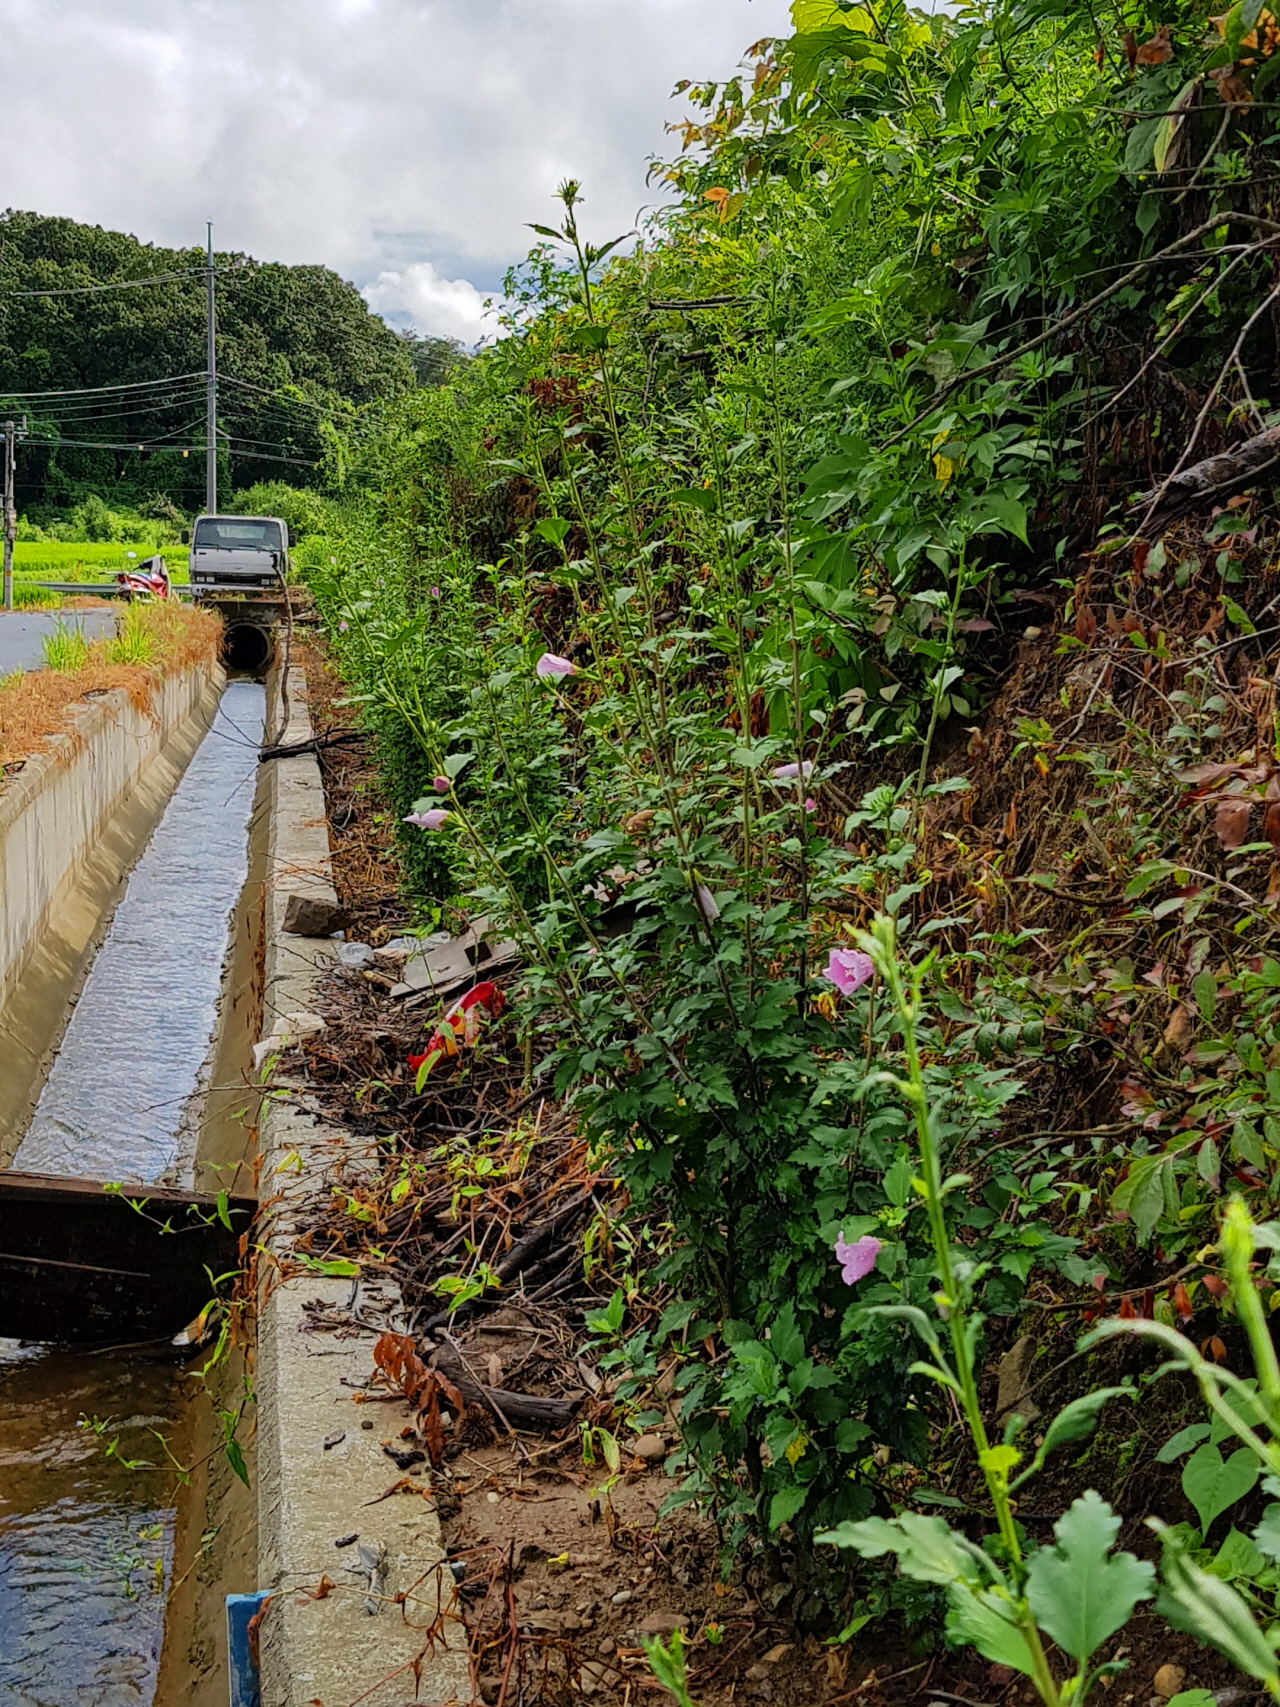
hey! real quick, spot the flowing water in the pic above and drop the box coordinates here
[0,681,265,1704]
[13,681,265,1182]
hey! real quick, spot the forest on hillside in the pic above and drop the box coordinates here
[0,210,424,515]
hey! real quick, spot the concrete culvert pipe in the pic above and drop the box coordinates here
[222,622,274,676]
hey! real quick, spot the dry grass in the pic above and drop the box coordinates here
[0,602,222,773]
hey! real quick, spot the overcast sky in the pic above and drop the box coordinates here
[3,0,792,343]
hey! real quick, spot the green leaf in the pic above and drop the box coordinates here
[1011,1387,1134,1489]
[1155,1423,1211,1464]
[534,517,571,547]
[945,1582,1039,1677]
[769,1483,808,1530]
[670,487,717,512]
[978,495,1029,546]
[1193,969,1218,1022]
[1111,1155,1169,1244]
[818,1510,988,1585]
[1125,859,1175,899]
[883,1149,913,1207]
[1124,116,1163,175]
[301,1256,361,1278]
[770,1303,805,1368]
[1223,596,1256,635]
[1181,1444,1261,1535]
[1154,1521,1280,1689]
[1025,1490,1155,1663]
[1251,1502,1280,1562]
[224,1439,250,1488]
[1209,1526,1266,1582]
[835,1418,872,1453]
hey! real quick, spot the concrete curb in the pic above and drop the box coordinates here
[255,666,467,1707]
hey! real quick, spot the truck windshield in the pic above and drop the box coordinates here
[193,519,283,550]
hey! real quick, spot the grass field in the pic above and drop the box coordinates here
[11,542,190,583]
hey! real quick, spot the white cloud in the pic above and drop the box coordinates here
[361,262,494,344]
[1,0,794,306]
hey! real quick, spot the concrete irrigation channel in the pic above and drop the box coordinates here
[0,613,458,1705]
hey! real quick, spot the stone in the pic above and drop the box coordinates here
[283,1010,327,1038]
[597,1638,616,1657]
[996,1336,1042,1422]
[639,1611,689,1635]
[610,1588,634,1605]
[632,1434,667,1462]
[1153,1667,1186,1700]
[282,891,347,936]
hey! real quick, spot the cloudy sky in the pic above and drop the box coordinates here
[3,0,792,343]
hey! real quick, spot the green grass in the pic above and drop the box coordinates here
[11,542,190,584]
[41,621,93,671]
[102,607,156,667]
[12,583,64,609]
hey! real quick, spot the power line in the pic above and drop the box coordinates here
[218,374,348,416]
[18,391,208,427]
[0,371,205,400]
[0,266,239,299]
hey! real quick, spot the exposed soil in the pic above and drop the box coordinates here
[291,637,1247,1707]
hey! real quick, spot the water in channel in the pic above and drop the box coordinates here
[12,680,265,1181]
[0,680,265,1705]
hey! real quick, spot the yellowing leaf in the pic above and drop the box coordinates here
[791,0,873,32]
[785,1433,809,1464]
[934,454,954,485]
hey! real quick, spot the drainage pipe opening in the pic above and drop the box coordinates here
[222,622,274,676]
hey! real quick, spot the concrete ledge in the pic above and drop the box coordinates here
[0,663,224,1156]
[255,667,467,1707]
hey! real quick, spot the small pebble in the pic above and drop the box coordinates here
[631,1434,667,1462]
[334,1532,359,1548]
[610,1589,634,1606]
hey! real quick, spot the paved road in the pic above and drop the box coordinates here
[0,609,118,675]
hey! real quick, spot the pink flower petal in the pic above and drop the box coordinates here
[432,776,450,793]
[771,760,815,782]
[536,653,578,678]
[834,1235,881,1285]
[403,809,452,830]
[823,948,873,996]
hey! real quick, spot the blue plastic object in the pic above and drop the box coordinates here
[226,1591,269,1707]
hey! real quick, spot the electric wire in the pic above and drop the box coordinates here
[0,265,240,298]
[0,371,205,399]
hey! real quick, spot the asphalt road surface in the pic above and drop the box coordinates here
[0,609,118,675]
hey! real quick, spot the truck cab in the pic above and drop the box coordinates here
[188,515,289,596]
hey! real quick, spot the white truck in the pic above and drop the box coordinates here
[187,514,289,596]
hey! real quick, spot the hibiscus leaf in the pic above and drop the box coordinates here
[1025,1491,1155,1663]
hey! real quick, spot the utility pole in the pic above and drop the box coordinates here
[2,420,15,614]
[205,221,217,515]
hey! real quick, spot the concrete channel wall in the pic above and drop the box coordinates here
[255,666,467,1707]
[0,664,224,1155]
